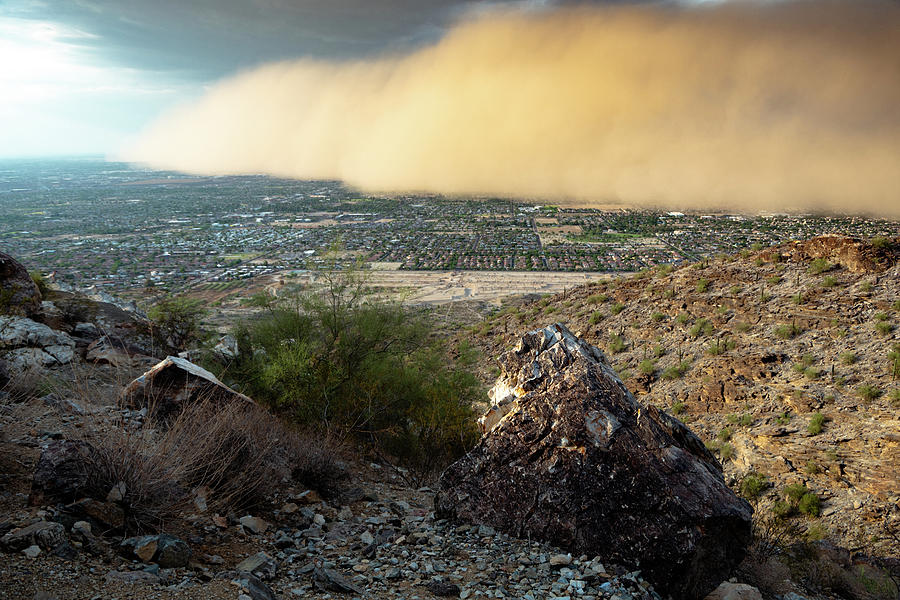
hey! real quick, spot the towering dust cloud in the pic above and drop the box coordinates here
[125,1,900,217]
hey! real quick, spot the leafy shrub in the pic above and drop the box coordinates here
[804,460,821,475]
[841,352,857,365]
[670,401,686,415]
[586,293,608,304]
[148,296,207,352]
[889,389,900,408]
[807,412,825,435]
[696,278,710,293]
[650,312,665,323]
[740,471,769,501]
[808,258,833,275]
[707,337,735,355]
[767,275,782,285]
[798,491,821,517]
[213,264,480,476]
[610,302,625,315]
[639,359,656,376]
[589,311,602,325]
[875,321,893,336]
[675,312,690,325]
[608,334,626,354]
[652,344,665,358]
[717,427,732,442]
[792,291,805,305]
[719,443,735,461]
[662,288,675,299]
[727,412,753,427]
[688,318,713,338]
[662,361,691,380]
[774,323,801,339]
[861,281,873,293]
[821,275,837,288]
[776,411,792,425]
[730,285,742,295]
[857,384,882,402]
[890,344,900,379]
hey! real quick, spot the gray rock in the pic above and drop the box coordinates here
[704,582,764,600]
[240,515,269,535]
[236,551,277,580]
[29,439,96,507]
[0,252,43,318]
[436,324,753,600]
[22,544,41,558]
[0,521,66,552]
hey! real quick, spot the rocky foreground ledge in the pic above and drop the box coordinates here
[437,324,753,599]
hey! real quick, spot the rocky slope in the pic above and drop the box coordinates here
[469,236,900,557]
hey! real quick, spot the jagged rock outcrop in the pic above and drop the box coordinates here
[436,324,753,600]
[122,356,253,420]
[764,234,898,274]
[0,252,42,319]
[0,316,76,375]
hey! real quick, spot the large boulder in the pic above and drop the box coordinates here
[0,315,76,376]
[122,356,254,420]
[435,324,753,600]
[0,252,42,318]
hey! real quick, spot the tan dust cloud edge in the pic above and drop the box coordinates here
[122,1,900,218]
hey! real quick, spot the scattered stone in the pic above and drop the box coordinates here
[22,544,41,558]
[436,324,753,600]
[704,582,764,600]
[0,521,66,553]
[239,515,269,535]
[232,573,279,600]
[236,552,277,580]
[312,565,364,594]
[62,498,125,532]
[549,554,572,567]
[119,534,191,568]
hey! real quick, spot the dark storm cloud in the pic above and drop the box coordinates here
[2,1,588,80]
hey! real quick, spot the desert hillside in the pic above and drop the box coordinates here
[468,235,900,557]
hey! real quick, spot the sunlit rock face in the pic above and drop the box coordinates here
[436,323,753,600]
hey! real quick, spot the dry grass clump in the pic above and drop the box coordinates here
[82,396,345,532]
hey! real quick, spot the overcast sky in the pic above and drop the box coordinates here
[0,0,624,157]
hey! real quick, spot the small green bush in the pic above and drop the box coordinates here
[740,471,769,501]
[808,258,833,275]
[675,312,690,325]
[767,275,782,285]
[650,312,665,323]
[889,389,900,408]
[774,323,801,339]
[875,312,889,321]
[857,384,882,402]
[792,291,805,305]
[688,318,713,338]
[610,302,625,316]
[893,299,900,312]
[662,361,691,380]
[663,288,675,299]
[639,359,656,376]
[717,427,732,442]
[735,322,751,333]
[776,411,792,425]
[707,338,735,355]
[587,293,608,304]
[609,334,626,354]
[875,321,893,336]
[798,492,821,517]
[727,412,753,427]
[807,412,825,435]
[719,443,735,461]
[148,296,207,352]
[804,461,821,475]
[841,351,857,365]
[670,401,686,415]
[861,281,873,293]
[730,285,742,295]
[821,275,837,288]
[652,344,665,358]
[696,278,710,293]
[589,311,603,325]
